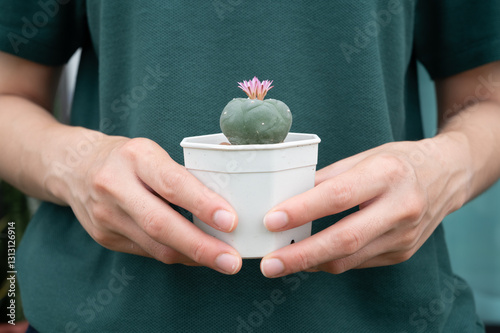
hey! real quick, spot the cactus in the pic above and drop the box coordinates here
[220,77,292,145]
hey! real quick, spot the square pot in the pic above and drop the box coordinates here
[180,133,320,258]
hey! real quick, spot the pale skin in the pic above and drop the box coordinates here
[1,51,499,277]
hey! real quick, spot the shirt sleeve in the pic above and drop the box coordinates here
[415,0,500,79]
[0,0,87,66]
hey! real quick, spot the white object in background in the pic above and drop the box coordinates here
[181,132,320,258]
[56,48,81,123]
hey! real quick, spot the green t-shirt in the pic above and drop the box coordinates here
[1,1,499,332]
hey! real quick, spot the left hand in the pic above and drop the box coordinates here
[259,136,468,277]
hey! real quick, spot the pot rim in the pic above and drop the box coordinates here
[180,132,320,151]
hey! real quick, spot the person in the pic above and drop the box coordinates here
[0,1,499,332]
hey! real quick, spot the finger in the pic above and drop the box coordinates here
[303,268,320,273]
[73,203,152,258]
[116,214,196,265]
[351,213,440,270]
[92,228,201,266]
[260,202,391,277]
[264,157,387,231]
[130,140,238,233]
[315,232,407,274]
[85,198,197,264]
[99,232,201,266]
[315,150,373,185]
[318,191,433,273]
[83,217,155,259]
[83,177,198,265]
[315,142,393,185]
[121,184,242,275]
[260,196,423,277]
[99,232,154,258]
[123,229,202,266]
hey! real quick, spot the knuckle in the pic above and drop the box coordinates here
[141,209,164,237]
[404,191,427,221]
[376,153,413,183]
[117,139,139,161]
[338,229,363,256]
[321,181,354,209]
[119,137,172,171]
[393,250,414,264]
[294,249,312,271]
[152,246,180,264]
[91,203,112,224]
[315,234,337,260]
[398,229,420,251]
[91,228,114,247]
[190,239,210,263]
[326,260,349,275]
[190,193,213,218]
[91,168,115,194]
[161,171,188,201]
[120,137,158,160]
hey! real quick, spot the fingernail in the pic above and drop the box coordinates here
[263,211,288,230]
[261,258,285,278]
[215,253,240,274]
[213,210,235,232]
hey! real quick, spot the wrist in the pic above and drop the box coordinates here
[436,102,500,203]
[418,133,472,213]
[42,125,106,205]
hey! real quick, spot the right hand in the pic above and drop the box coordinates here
[0,52,241,274]
[57,133,242,275]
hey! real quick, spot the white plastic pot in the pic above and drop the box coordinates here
[180,133,320,258]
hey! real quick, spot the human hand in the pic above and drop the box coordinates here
[259,136,468,277]
[57,132,242,275]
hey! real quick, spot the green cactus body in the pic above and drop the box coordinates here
[220,98,292,145]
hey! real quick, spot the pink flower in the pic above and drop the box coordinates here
[238,76,274,100]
